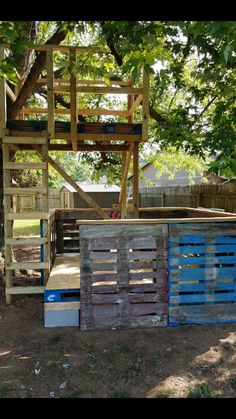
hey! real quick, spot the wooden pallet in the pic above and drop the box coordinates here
[79,224,168,331]
[168,222,236,325]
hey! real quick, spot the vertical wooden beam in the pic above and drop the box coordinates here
[0,47,7,137]
[120,152,127,218]
[142,62,149,142]
[119,143,134,218]
[3,143,13,303]
[46,46,55,139]
[132,142,139,218]
[41,141,50,283]
[128,79,134,124]
[70,48,77,152]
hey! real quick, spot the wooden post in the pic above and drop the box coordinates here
[0,47,7,137]
[119,143,134,218]
[70,48,77,152]
[3,143,13,303]
[132,142,139,218]
[128,79,134,123]
[142,62,149,142]
[120,152,127,218]
[46,46,55,138]
[41,141,50,283]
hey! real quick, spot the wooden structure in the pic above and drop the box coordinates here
[0,44,149,302]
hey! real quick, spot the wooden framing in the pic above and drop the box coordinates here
[0,43,151,304]
[70,49,77,152]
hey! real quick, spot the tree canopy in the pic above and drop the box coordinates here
[0,20,235,182]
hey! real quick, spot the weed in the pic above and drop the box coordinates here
[187,383,214,398]
[155,350,165,366]
[111,390,131,398]
[155,391,172,398]
[229,375,236,389]
[50,334,63,344]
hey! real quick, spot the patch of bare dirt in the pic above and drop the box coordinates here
[1,248,236,398]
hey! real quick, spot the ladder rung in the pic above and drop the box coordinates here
[5,237,48,246]
[6,262,49,270]
[6,212,49,220]
[6,286,45,295]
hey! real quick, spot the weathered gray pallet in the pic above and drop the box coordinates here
[79,224,168,331]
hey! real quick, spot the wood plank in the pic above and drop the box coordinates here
[54,85,143,95]
[2,136,47,144]
[142,64,149,142]
[46,254,80,290]
[3,141,13,303]
[5,188,47,195]
[6,262,49,270]
[37,78,130,86]
[119,143,134,205]
[46,46,55,138]
[3,162,47,169]
[6,83,17,102]
[132,142,139,218]
[5,237,47,245]
[44,302,80,311]
[6,212,49,220]
[22,107,129,117]
[6,286,45,295]
[169,266,236,281]
[70,49,77,152]
[128,94,143,116]
[169,303,236,325]
[48,156,109,219]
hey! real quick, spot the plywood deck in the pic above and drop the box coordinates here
[46,253,81,290]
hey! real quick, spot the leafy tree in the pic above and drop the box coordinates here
[0,20,236,250]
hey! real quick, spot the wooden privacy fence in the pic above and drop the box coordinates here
[139,184,236,213]
[79,224,168,331]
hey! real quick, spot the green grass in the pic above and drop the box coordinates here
[13,219,40,237]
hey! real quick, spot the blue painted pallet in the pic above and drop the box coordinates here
[168,221,236,326]
[44,288,80,303]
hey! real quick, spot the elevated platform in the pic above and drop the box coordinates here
[6,120,142,150]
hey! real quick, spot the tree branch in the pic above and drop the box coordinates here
[8,25,71,119]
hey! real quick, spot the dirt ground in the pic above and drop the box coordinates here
[1,251,236,398]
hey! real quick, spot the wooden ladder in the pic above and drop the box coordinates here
[2,136,50,303]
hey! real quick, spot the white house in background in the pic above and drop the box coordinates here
[128,162,203,187]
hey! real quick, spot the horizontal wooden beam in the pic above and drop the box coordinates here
[54,85,143,95]
[3,162,47,170]
[6,212,49,220]
[7,131,142,142]
[6,286,45,295]
[5,237,48,245]
[22,107,129,117]
[3,136,47,144]
[37,78,130,86]
[18,144,130,152]
[6,262,49,270]
[5,188,47,195]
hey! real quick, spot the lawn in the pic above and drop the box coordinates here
[13,219,40,237]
